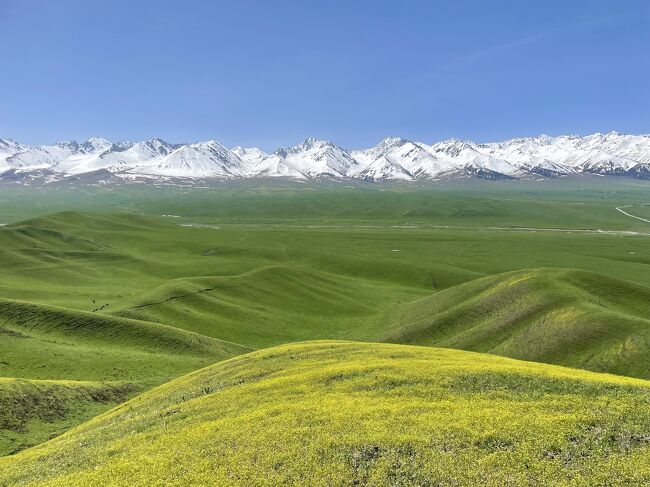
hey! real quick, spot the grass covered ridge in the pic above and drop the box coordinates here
[382,268,650,379]
[1,341,649,486]
[0,297,251,454]
[0,297,251,382]
[110,265,423,348]
[0,378,134,456]
[1,182,650,478]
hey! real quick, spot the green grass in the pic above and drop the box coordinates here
[381,268,650,379]
[0,297,250,454]
[1,341,649,486]
[110,265,423,348]
[0,180,649,481]
[2,178,650,231]
[0,378,135,457]
[0,297,250,381]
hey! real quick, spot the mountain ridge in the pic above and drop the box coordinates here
[2,131,650,183]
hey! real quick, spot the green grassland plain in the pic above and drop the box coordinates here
[0,178,649,483]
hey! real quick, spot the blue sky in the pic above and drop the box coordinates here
[0,0,648,150]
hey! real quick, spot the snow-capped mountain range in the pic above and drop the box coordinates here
[1,132,649,184]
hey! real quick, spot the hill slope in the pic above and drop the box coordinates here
[2,208,650,461]
[0,298,250,455]
[112,266,650,380]
[381,268,650,379]
[0,298,250,381]
[0,378,134,456]
[110,265,425,348]
[1,341,648,486]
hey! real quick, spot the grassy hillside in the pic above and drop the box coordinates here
[111,265,650,380]
[0,182,649,465]
[110,265,424,348]
[1,341,648,486]
[0,297,250,455]
[382,268,650,379]
[0,298,250,381]
[2,206,650,311]
[0,378,134,456]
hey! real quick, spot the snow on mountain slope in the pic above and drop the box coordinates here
[274,138,359,177]
[3,138,113,174]
[353,154,414,181]
[424,139,519,179]
[234,140,358,178]
[231,146,305,178]
[247,153,307,179]
[0,139,26,157]
[474,137,575,176]
[132,140,243,178]
[231,146,267,165]
[6,142,84,172]
[429,139,478,160]
[467,154,522,177]
[91,139,178,173]
[0,139,29,171]
[351,138,450,179]
[491,132,650,174]
[53,138,114,174]
[1,131,649,182]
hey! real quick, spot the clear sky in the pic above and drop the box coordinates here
[1,0,648,150]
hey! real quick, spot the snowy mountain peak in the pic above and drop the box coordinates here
[55,140,80,150]
[298,137,328,147]
[129,139,243,179]
[0,138,24,148]
[137,139,176,156]
[285,138,339,153]
[81,137,112,153]
[377,137,409,148]
[0,138,27,155]
[2,132,650,182]
[232,146,268,166]
[430,139,475,157]
[270,138,358,177]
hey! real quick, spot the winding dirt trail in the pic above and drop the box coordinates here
[179,222,650,237]
[616,206,650,224]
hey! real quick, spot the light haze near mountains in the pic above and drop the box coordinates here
[0,0,648,149]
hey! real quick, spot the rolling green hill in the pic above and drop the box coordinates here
[0,298,250,455]
[381,268,650,379]
[0,298,250,381]
[1,341,648,486]
[0,378,134,456]
[1,181,650,480]
[110,265,425,348]
[111,265,650,381]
